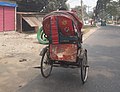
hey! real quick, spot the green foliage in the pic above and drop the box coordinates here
[73,6,82,20]
[106,1,118,16]
[16,0,68,12]
[17,0,49,12]
[43,0,68,12]
[96,0,120,19]
[72,5,88,20]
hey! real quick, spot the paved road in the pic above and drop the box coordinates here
[17,25,120,92]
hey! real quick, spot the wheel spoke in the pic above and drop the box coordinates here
[41,49,52,78]
[80,51,89,84]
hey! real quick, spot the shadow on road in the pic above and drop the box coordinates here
[17,68,88,92]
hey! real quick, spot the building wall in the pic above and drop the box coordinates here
[0,0,16,3]
[0,6,16,32]
[0,6,3,32]
[4,7,15,31]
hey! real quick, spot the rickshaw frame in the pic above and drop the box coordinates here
[39,11,89,84]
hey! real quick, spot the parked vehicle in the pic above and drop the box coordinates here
[101,20,106,26]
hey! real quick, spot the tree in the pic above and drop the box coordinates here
[72,5,87,20]
[95,0,111,17]
[6,0,68,13]
[106,1,118,16]
[16,0,49,12]
[42,0,68,12]
[95,0,120,20]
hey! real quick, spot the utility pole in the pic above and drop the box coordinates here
[119,0,120,6]
[81,0,84,23]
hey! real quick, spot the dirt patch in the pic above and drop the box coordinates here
[0,31,45,92]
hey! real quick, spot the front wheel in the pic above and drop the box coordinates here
[80,50,89,84]
[41,49,53,78]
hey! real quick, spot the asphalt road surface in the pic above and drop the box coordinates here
[18,25,120,92]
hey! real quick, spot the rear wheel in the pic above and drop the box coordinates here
[41,49,53,78]
[80,50,89,84]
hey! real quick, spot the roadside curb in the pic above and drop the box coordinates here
[83,27,98,41]
[108,24,120,27]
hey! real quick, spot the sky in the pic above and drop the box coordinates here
[66,0,98,11]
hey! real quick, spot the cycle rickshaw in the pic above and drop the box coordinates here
[39,11,89,83]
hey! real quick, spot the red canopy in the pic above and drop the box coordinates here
[42,11,83,44]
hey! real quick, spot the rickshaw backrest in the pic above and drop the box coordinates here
[43,12,78,44]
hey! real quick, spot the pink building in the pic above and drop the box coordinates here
[0,2,17,32]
